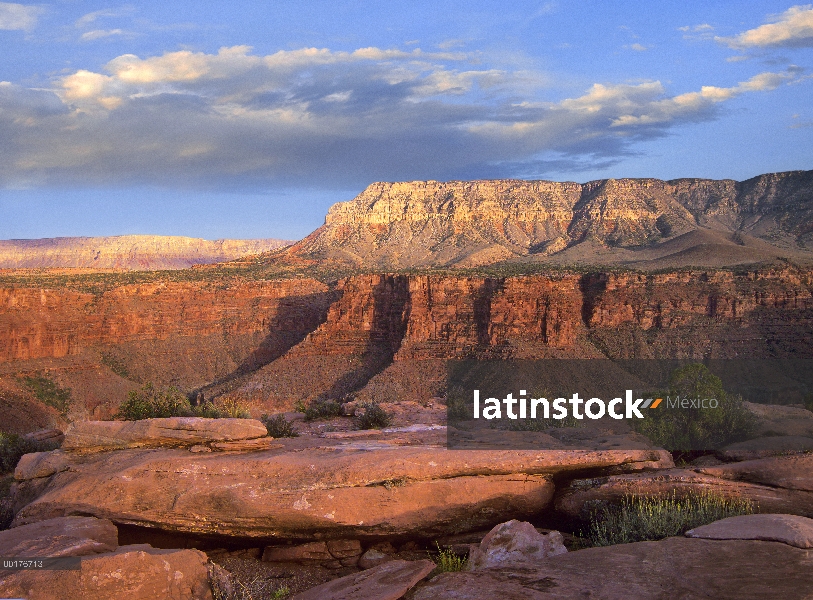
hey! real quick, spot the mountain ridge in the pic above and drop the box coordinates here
[286,169,813,270]
[0,235,293,271]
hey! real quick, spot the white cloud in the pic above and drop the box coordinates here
[717,5,813,48]
[0,45,803,190]
[627,43,648,51]
[80,28,126,42]
[0,2,43,31]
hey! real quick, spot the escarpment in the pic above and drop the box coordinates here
[287,170,813,269]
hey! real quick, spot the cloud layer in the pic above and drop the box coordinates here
[717,5,813,49]
[0,44,803,190]
[0,2,42,31]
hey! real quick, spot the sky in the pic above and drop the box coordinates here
[1,1,812,241]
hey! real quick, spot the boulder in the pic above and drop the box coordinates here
[358,549,393,569]
[697,454,813,492]
[291,559,435,600]
[717,436,813,461]
[261,539,362,566]
[23,429,64,446]
[0,516,117,558]
[413,537,813,599]
[686,514,813,548]
[0,545,212,600]
[12,444,667,540]
[61,417,268,451]
[467,520,566,570]
[555,467,813,519]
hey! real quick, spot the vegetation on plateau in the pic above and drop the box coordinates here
[18,374,72,417]
[631,363,757,452]
[584,490,754,547]
[114,383,250,420]
[261,414,299,438]
[296,397,344,421]
[354,402,393,429]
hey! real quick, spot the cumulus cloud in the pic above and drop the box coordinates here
[717,5,813,48]
[0,45,803,190]
[0,2,42,31]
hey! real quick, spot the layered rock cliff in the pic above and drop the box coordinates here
[0,235,292,270]
[288,170,813,268]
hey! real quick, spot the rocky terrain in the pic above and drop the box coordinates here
[0,235,292,271]
[1,170,813,598]
[285,170,813,269]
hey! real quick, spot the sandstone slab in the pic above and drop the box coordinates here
[12,445,665,540]
[0,545,212,600]
[358,549,393,569]
[291,559,434,600]
[413,537,813,600]
[697,453,813,492]
[717,435,813,461]
[686,513,813,548]
[0,516,117,558]
[555,467,813,519]
[468,520,566,570]
[62,417,268,451]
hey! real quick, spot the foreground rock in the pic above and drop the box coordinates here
[413,537,813,599]
[556,460,813,519]
[61,417,268,451]
[467,520,566,570]
[0,545,212,600]
[12,443,667,540]
[686,514,813,549]
[0,516,117,558]
[291,559,435,600]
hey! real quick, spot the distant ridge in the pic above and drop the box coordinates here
[285,169,813,269]
[0,235,293,271]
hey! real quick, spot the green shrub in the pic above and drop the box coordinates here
[262,414,299,438]
[115,383,191,420]
[0,432,60,474]
[355,402,393,430]
[432,543,467,572]
[585,491,754,547]
[301,398,343,422]
[19,375,72,416]
[631,363,758,451]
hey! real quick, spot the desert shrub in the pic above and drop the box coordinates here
[631,363,757,451]
[300,398,343,422]
[19,374,72,416]
[0,432,59,474]
[432,543,467,572]
[214,397,251,419]
[115,383,191,420]
[262,415,299,438]
[355,402,393,430]
[804,392,813,413]
[585,491,754,547]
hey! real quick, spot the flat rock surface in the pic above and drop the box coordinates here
[686,514,813,548]
[12,443,666,540]
[555,467,813,519]
[291,559,435,600]
[412,537,813,600]
[697,454,813,491]
[717,436,813,461]
[62,417,268,451]
[0,516,118,558]
[0,545,211,600]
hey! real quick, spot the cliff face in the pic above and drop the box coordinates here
[0,235,292,270]
[289,170,813,268]
[218,268,813,410]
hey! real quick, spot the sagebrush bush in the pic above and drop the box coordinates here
[632,363,757,451]
[115,384,249,420]
[262,415,299,438]
[355,402,393,430]
[585,491,754,547]
[300,398,344,422]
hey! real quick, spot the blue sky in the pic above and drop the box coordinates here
[1,1,812,240]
